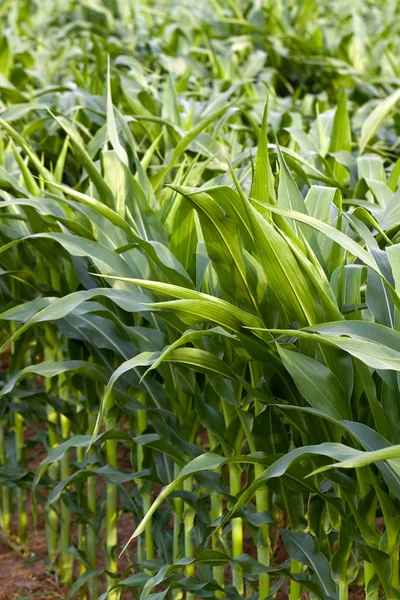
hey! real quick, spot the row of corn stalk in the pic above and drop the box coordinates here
[2,1,400,600]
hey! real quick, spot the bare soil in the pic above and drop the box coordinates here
[0,362,366,599]
[0,510,366,600]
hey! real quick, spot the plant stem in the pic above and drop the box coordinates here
[105,392,120,600]
[57,360,73,585]
[255,472,270,599]
[143,487,154,561]
[339,582,348,600]
[0,486,11,537]
[173,462,183,563]
[9,281,27,546]
[210,475,224,594]
[364,560,378,600]
[230,464,243,595]
[0,421,11,537]
[60,408,73,584]
[139,410,154,562]
[250,387,271,599]
[106,440,119,598]
[14,406,28,545]
[183,477,195,600]
[87,413,98,600]
[77,444,87,600]
[44,347,59,568]
[208,432,224,594]
[137,430,144,565]
[391,548,399,590]
[357,471,379,600]
[289,559,302,600]
[136,400,154,569]
[172,461,183,600]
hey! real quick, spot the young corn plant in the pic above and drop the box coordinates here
[2,2,400,600]
[83,97,400,599]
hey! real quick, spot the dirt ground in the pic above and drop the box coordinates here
[0,510,137,600]
[0,432,367,600]
[0,357,365,600]
[0,514,366,600]
[0,533,66,600]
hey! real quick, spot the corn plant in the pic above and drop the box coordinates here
[2,1,400,600]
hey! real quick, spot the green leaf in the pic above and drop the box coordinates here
[281,530,336,597]
[251,99,276,212]
[66,570,105,600]
[0,287,150,351]
[278,346,349,420]
[94,275,265,333]
[106,56,128,166]
[178,185,322,325]
[52,114,116,208]
[329,89,351,183]
[311,444,400,474]
[123,453,226,552]
[152,105,230,191]
[1,360,108,396]
[142,327,235,379]
[359,89,400,154]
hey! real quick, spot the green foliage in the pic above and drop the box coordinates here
[1,1,400,600]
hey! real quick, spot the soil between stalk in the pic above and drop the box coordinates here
[0,513,366,600]
[0,365,366,599]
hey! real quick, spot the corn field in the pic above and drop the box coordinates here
[2,0,400,599]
